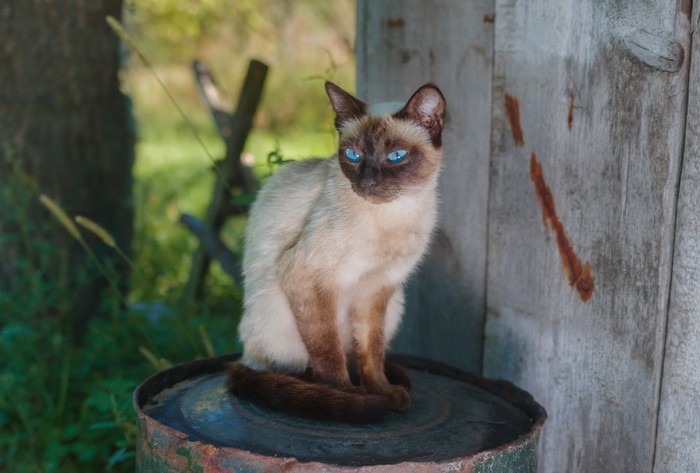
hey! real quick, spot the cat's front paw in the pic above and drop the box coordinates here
[385,385,410,411]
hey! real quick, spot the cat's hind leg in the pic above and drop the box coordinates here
[385,360,412,391]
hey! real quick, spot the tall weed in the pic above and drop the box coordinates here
[0,153,241,472]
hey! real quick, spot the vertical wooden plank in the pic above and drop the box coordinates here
[356,0,494,372]
[484,1,690,473]
[654,4,700,472]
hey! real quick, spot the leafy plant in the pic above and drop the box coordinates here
[0,151,241,472]
[1,0,355,470]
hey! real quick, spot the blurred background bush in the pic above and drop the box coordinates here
[0,1,355,471]
[124,0,355,300]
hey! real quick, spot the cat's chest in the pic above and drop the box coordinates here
[326,200,435,285]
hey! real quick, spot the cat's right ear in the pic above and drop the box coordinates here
[325,82,367,130]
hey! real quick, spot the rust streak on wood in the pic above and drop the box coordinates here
[530,153,594,302]
[567,92,574,130]
[386,18,405,28]
[505,94,524,147]
[483,14,495,23]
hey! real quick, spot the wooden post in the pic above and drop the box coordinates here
[192,60,234,140]
[358,0,698,471]
[654,4,700,472]
[183,60,267,301]
[357,0,494,372]
[484,2,690,471]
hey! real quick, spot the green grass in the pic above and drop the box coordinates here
[0,61,342,472]
[1,0,354,464]
[0,146,243,472]
[127,64,338,301]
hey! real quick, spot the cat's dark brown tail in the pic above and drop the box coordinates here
[227,362,395,424]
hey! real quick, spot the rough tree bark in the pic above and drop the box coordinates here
[0,1,134,337]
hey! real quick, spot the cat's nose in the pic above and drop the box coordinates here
[361,177,376,192]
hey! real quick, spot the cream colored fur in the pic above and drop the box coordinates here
[238,110,442,374]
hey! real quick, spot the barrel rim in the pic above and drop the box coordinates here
[133,353,547,469]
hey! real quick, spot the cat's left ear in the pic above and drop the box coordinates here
[395,84,446,147]
[325,82,368,130]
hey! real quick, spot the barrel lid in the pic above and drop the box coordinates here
[134,354,546,470]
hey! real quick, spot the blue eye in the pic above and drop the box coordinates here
[387,149,407,163]
[345,148,362,163]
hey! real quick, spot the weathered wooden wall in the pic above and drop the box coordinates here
[357,0,494,372]
[484,1,691,472]
[357,0,698,472]
[654,4,700,472]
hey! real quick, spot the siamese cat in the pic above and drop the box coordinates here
[227,82,446,423]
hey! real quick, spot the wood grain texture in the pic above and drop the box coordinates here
[358,2,699,471]
[356,0,494,372]
[484,2,691,473]
[653,5,700,472]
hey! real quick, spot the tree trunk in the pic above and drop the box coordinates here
[0,0,134,337]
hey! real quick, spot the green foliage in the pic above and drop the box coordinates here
[3,0,356,470]
[0,302,240,472]
[124,0,356,133]
[1,152,242,472]
[130,0,228,41]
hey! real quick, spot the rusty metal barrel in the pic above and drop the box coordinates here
[133,353,546,472]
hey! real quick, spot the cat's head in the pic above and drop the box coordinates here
[325,82,446,204]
